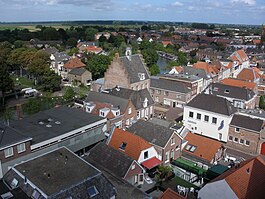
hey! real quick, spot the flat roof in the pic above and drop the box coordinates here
[10,106,105,145]
[15,147,100,196]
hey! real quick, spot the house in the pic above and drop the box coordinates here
[95,32,111,40]
[227,114,264,155]
[107,87,154,121]
[193,62,218,82]
[161,41,173,47]
[168,66,183,74]
[159,73,204,96]
[183,94,237,142]
[150,76,192,108]
[198,155,265,199]
[103,48,150,91]
[0,106,107,178]
[85,142,145,185]
[84,91,135,129]
[61,57,86,79]
[182,132,225,166]
[107,128,161,170]
[81,45,103,54]
[67,67,92,86]
[237,68,260,83]
[158,188,186,199]
[50,52,70,76]
[229,49,250,77]
[2,147,116,199]
[205,83,257,109]
[196,48,220,61]
[220,78,258,94]
[127,120,182,165]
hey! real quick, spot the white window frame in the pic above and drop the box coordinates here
[228,136,233,141]
[165,151,170,163]
[171,137,175,146]
[245,140,250,146]
[235,127,240,132]
[17,143,26,153]
[131,164,135,170]
[212,117,217,124]
[4,147,14,158]
[99,110,105,117]
[128,107,132,115]
[233,137,239,143]
[137,111,141,119]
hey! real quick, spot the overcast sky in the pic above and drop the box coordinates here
[0,0,264,25]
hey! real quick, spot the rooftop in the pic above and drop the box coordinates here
[220,78,257,91]
[64,57,86,69]
[10,106,105,145]
[186,93,237,116]
[230,114,264,132]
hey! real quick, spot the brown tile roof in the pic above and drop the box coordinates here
[193,62,217,75]
[221,78,256,91]
[162,41,173,46]
[158,188,186,199]
[237,68,259,82]
[174,66,183,73]
[184,132,222,162]
[237,49,248,62]
[108,128,152,160]
[90,102,115,119]
[85,46,103,53]
[211,155,265,199]
[64,57,86,69]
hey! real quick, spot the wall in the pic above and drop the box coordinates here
[125,161,144,185]
[183,106,233,142]
[137,147,158,164]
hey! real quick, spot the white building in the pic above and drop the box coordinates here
[183,94,237,142]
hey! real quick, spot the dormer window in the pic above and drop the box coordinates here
[99,108,110,118]
[143,97,148,108]
[111,107,120,117]
[85,102,95,113]
[224,89,230,94]
[119,142,127,150]
[138,73,145,81]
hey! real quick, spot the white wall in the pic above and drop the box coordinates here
[137,146,158,164]
[183,106,233,142]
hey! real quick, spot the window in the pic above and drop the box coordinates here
[10,178,18,188]
[197,113,201,120]
[128,108,132,115]
[17,143,26,154]
[31,189,41,199]
[131,164,135,170]
[126,119,130,125]
[235,128,240,132]
[165,151,169,162]
[170,149,174,159]
[185,144,197,152]
[155,96,159,102]
[156,90,161,95]
[87,186,99,198]
[234,137,238,143]
[171,138,175,145]
[144,151,148,159]
[4,147,14,158]
[164,91,169,96]
[150,89,154,94]
[189,111,194,118]
[134,175,138,183]
[99,111,105,117]
[224,89,230,94]
[245,140,250,146]
[204,115,209,122]
[212,117,217,124]
[240,139,244,144]
[119,142,127,150]
[219,133,222,140]
[137,111,140,119]
[229,136,233,141]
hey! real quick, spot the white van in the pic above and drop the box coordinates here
[24,89,38,98]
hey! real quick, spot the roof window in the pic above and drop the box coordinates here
[87,186,99,198]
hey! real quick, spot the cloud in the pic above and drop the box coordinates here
[231,0,256,6]
[172,1,184,6]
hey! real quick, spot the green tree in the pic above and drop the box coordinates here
[66,37,77,47]
[86,54,111,79]
[38,70,61,92]
[14,40,24,48]
[141,48,159,66]
[22,98,42,115]
[42,27,60,40]
[259,96,265,110]
[85,28,98,41]
[149,64,160,76]
[64,86,75,101]
[68,47,79,56]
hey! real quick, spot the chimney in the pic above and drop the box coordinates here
[115,53,119,58]
[125,47,132,61]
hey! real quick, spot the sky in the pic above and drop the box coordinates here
[0,0,264,25]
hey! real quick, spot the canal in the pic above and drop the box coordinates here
[157,57,170,74]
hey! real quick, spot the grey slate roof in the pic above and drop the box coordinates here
[86,91,129,112]
[119,54,150,84]
[182,66,211,80]
[127,120,176,148]
[186,94,237,116]
[8,147,116,198]
[230,114,264,132]
[150,77,191,93]
[10,106,104,145]
[107,88,154,110]
[68,67,88,76]
[208,83,255,101]
[85,142,134,178]
[53,52,70,62]
[42,47,58,55]
[0,123,32,150]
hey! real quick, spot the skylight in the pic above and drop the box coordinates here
[119,142,127,150]
[87,186,99,198]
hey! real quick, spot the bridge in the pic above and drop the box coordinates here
[157,51,178,61]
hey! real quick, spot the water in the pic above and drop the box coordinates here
[157,57,169,74]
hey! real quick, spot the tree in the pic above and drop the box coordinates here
[66,37,77,47]
[141,48,159,66]
[38,70,61,92]
[259,96,265,110]
[68,47,79,56]
[86,54,111,80]
[64,86,75,101]
[14,40,24,48]
[41,27,60,40]
[149,64,160,76]
[85,28,98,41]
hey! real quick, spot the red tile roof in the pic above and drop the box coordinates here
[158,188,186,199]
[211,155,265,199]
[64,57,86,69]
[184,132,222,162]
[221,78,256,91]
[85,45,103,53]
[141,157,161,169]
[193,62,217,75]
[90,102,115,119]
[108,128,152,160]
[237,68,259,82]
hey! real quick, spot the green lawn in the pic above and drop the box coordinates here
[12,75,34,88]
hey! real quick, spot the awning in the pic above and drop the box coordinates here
[141,157,162,169]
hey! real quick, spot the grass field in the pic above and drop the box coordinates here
[0,24,74,31]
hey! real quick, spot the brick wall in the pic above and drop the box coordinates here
[226,126,260,155]
[125,161,144,185]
